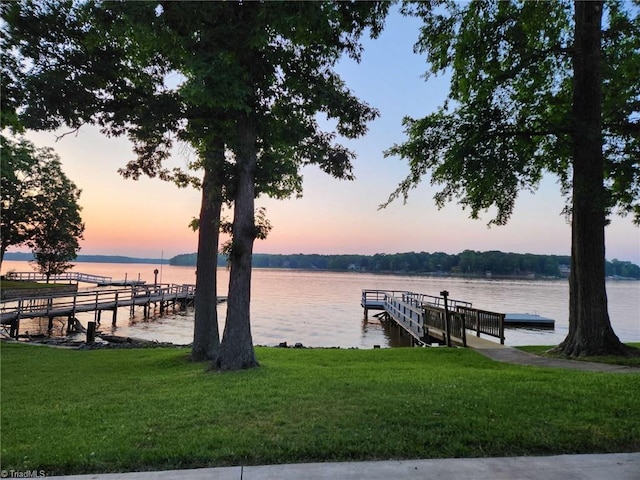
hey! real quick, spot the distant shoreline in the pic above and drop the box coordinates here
[3,252,168,265]
[3,252,638,281]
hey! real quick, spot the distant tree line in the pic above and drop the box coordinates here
[4,252,169,265]
[169,250,640,279]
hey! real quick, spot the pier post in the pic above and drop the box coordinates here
[87,321,96,343]
[94,292,99,322]
[72,294,77,319]
[146,290,152,317]
[113,292,119,326]
[440,290,452,347]
[10,319,19,338]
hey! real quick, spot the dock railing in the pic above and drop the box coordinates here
[362,289,506,348]
[4,271,114,285]
[1,283,196,329]
[408,292,472,311]
[383,294,427,340]
[423,304,467,347]
[456,306,505,344]
[366,290,469,347]
[361,290,411,318]
[361,290,472,311]
[361,289,410,305]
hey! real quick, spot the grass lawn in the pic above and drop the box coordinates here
[0,280,69,289]
[1,344,639,475]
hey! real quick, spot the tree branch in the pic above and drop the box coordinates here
[54,126,84,142]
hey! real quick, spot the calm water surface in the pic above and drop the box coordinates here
[3,260,639,347]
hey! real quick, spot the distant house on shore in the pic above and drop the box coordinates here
[559,264,571,277]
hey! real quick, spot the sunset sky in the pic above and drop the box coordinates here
[14,7,640,265]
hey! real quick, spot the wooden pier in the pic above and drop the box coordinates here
[504,313,555,328]
[362,289,505,347]
[4,271,145,286]
[0,284,225,338]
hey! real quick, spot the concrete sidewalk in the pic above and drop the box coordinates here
[471,342,640,373]
[43,453,640,480]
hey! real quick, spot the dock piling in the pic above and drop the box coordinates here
[440,290,451,347]
[87,321,96,343]
[112,292,119,326]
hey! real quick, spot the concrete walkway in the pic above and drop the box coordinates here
[469,339,640,373]
[43,453,640,480]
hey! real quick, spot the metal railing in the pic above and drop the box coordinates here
[456,306,505,344]
[1,284,196,326]
[404,292,472,310]
[362,290,472,310]
[362,289,410,305]
[423,304,467,347]
[3,271,114,284]
[362,289,504,348]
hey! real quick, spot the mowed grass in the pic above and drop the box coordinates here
[1,344,639,475]
[0,280,69,289]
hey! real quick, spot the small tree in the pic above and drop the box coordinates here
[31,233,81,283]
[30,157,84,282]
[1,136,84,274]
[0,136,39,266]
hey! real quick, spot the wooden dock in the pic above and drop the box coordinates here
[362,290,506,347]
[0,284,225,337]
[4,271,145,286]
[505,313,555,328]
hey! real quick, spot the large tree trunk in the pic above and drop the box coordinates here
[191,147,224,362]
[217,117,259,370]
[555,1,625,356]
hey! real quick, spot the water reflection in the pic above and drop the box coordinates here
[3,260,638,348]
[361,315,414,348]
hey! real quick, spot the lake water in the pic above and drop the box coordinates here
[2,260,639,347]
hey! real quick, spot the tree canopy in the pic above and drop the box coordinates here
[385,0,639,356]
[2,0,388,368]
[386,0,639,225]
